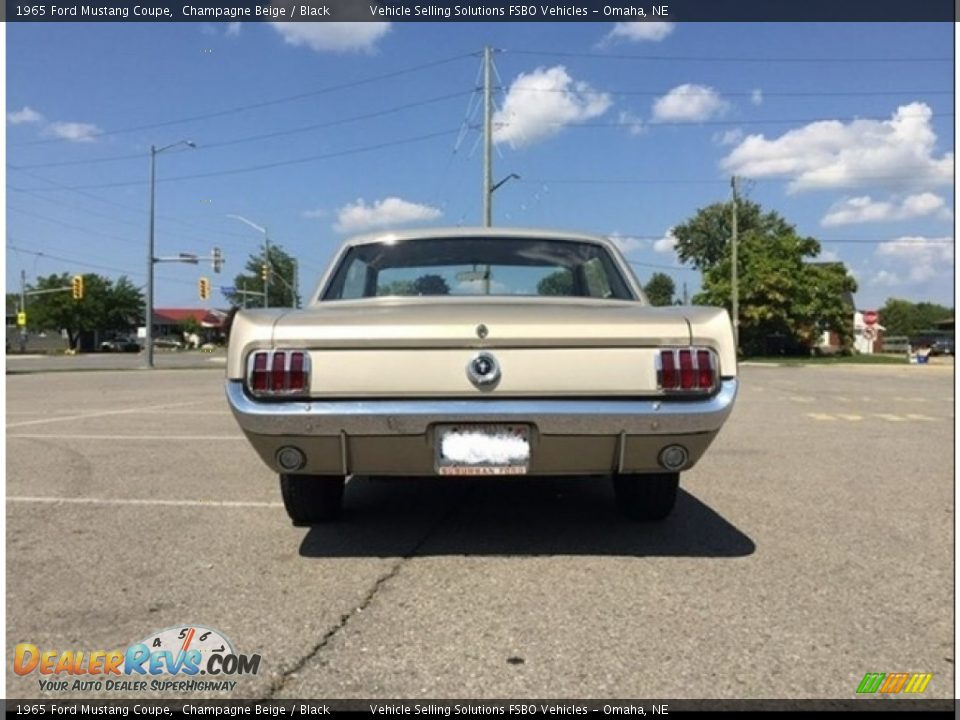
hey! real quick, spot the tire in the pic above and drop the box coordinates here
[613,472,680,521]
[279,474,345,525]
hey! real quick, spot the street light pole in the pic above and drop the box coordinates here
[145,140,195,368]
[227,214,274,309]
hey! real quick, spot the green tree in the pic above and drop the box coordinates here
[27,273,144,350]
[672,199,794,271]
[879,299,952,336]
[413,274,450,296]
[643,272,676,306]
[694,228,857,356]
[224,244,299,308]
[536,270,573,296]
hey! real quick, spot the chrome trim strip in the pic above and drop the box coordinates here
[226,378,738,437]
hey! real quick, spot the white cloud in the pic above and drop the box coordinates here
[604,22,675,43]
[653,228,678,254]
[607,232,647,254]
[493,66,612,148]
[270,22,390,53]
[301,208,328,219]
[225,22,242,37]
[652,84,729,123]
[875,235,953,283]
[46,121,100,143]
[722,102,954,192]
[822,193,952,226]
[817,249,840,262]
[333,197,441,233]
[8,106,44,125]
[713,128,744,146]
[751,89,763,106]
[870,269,901,287]
[618,110,645,136]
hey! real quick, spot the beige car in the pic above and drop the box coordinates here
[226,228,738,524]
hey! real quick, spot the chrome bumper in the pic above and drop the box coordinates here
[225,379,738,437]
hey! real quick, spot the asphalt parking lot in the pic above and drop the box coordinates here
[5,362,954,700]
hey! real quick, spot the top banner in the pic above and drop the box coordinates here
[4,0,957,22]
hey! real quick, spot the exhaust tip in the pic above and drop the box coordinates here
[659,444,689,471]
[276,446,306,472]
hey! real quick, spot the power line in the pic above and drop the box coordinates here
[11,90,473,170]
[6,242,197,286]
[15,128,462,191]
[8,53,476,148]
[506,49,954,63]
[502,86,954,98]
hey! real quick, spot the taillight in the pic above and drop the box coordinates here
[246,350,310,397]
[658,348,718,394]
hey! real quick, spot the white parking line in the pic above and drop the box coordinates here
[8,496,282,509]
[8,434,245,441]
[6,401,204,428]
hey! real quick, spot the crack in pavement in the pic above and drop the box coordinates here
[263,481,475,699]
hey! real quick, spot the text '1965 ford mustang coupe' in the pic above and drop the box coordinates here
[226,228,738,524]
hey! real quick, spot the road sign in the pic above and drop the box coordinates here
[221,286,236,296]
[16,312,26,327]
[863,310,878,325]
[863,326,877,341]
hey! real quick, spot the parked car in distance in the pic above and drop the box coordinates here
[226,228,738,525]
[152,336,183,350]
[99,336,141,353]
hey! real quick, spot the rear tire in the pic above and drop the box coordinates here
[613,472,680,521]
[279,474,345,525]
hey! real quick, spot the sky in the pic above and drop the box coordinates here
[5,21,955,310]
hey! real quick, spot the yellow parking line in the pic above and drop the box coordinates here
[836,414,863,421]
[874,413,907,422]
[806,413,837,421]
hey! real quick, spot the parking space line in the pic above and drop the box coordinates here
[905,414,938,422]
[8,434,244,441]
[7,401,204,428]
[836,414,863,421]
[8,496,282,509]
[806,413,837,421]
[874,413,907,422]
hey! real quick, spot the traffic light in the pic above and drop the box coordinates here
[261,263,269,281]
[71,275,84,300]
[199,277,211,300]
[212,247,223,274]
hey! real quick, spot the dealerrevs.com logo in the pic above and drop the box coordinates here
[14,625,261,693]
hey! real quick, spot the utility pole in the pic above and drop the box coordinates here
[730,175,739,351]
[146,145,157,368]
[682,281,689,306]
[293,259,299,308]
[263,231,271,309]
[20,269,26,314]
[482,45,493,228]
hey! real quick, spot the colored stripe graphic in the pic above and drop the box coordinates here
[857,673,886,694]
[903,673,934,694]
[879,672,910,693]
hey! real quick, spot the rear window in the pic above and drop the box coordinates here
[322,236,635,301]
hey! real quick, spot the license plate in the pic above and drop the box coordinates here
[435,424,531,475]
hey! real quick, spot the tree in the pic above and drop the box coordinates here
[879,299,953,337]
[224,244,299,308]
[694,227,857,356]
[413,274,450,296]
[537,270,573,296]
[672,199,794,271]
[643,273,676,306]
[26,272,144,350]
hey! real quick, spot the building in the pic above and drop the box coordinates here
[149,308,228,345]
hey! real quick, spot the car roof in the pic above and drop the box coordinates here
[340,226,621,252]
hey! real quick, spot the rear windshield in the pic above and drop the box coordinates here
[322,236,635,301]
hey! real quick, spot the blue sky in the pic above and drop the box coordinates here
[6,21,954,310]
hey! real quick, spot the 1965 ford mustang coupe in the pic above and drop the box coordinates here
[226,228,737,524]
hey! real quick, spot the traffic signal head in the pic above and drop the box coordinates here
[199,277,210,300]
[212,247,223,274]
[71,275,84,300]
[261,263,269,281]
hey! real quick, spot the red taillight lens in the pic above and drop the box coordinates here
[697,350,713,390]
[271,352,286,392]
[248,350,310,396]
[660,350,677,389]
[678,349,694,389]
[251,352,268,392]
[288,352,305,391]
[659,348,717,393]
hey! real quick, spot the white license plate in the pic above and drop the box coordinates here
[435,424,531,475]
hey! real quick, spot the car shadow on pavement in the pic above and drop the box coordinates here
[299,476,755,559]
